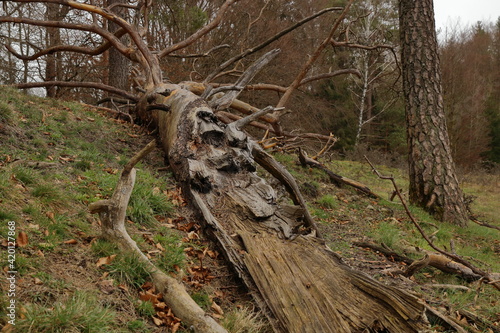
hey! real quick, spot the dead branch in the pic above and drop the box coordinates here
[3,28,127,60]
[427,284,471,291]
[204,6,344,83]
[89,140,227,333]
[364,156,500,291]
[424,304,468,333]
[166,44,230,58]
[205,68,361,94]
[275,0,355,111]
[231,106,280,131]
[158,0,239,57]
[470,217,500,232]
[11,81,138,102]
[457,309,500,333]
[330,40,401,74]
[299,69,362,85]
[298,149,378,198]
[353,240,481,281]
[0,13,131,58]
[208,49,281,110]
[6,0,162,87]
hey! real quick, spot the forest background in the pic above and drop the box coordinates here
[1,0,499,170]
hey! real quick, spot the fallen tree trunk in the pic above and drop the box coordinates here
[151,83,429,332]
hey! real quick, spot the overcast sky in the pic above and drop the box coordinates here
[434,0,500,32]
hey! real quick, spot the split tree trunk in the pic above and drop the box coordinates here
[148,83,429,332]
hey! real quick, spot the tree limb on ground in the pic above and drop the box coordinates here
[353,241,482,281]
[89,139,227,333]
[298,148,378,198]
[364,156,500,291]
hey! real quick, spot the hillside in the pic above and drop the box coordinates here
[0,86,499,332]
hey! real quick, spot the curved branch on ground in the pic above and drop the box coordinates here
[159,0,239,57]
[204,6,344,83]
[11,81,138,102]
[364,156,500,291]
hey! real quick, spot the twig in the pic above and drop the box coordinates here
[364,156,500,291]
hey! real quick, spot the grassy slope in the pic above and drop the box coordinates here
[0,87,498,332]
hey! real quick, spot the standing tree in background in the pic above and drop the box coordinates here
[399,0,468,226]
[107,0,130,95]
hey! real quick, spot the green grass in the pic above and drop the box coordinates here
[317,194,338,209]
[107,254,153,289]
[127,319,151,332]
[31,184,61,202]
[128,171,174,226]
[13,166,39,186]
[190,291,211,311]
[152,231,186,273]
[0,100,14,123]
[91,238,120,257]
[136,300,156,317]
[17,291,116,333]
[369,220,401,249]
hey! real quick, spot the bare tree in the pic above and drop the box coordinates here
[399,0,468,225]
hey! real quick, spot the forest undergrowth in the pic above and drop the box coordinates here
[0,87,498,332]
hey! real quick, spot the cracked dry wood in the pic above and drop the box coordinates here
[154,84,429,332]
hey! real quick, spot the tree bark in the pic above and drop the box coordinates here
[107,0,129,96]
[151,83,429,332]
[399,0,468,226]
[45,3,67,97]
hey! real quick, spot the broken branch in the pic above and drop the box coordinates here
[364,156,500,291]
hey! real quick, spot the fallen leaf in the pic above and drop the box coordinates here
[0,323,14,332]
[152,316,163,326]
[154,301,167,311]
[97,279,115,294]
[46,211,55,221]
[139,291,159,304]
[172,322,181,333]
[34,277,43,285]
[96,254,117,268]
[17,231,29,247]
[211,301,224,315]
[64,239,78,245]
[117,284,129,292]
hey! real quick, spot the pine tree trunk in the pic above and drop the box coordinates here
[45,3,61,98]
[399,0,468,226]
[107,0,129,93]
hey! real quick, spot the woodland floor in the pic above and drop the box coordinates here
[0,87,499,332]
